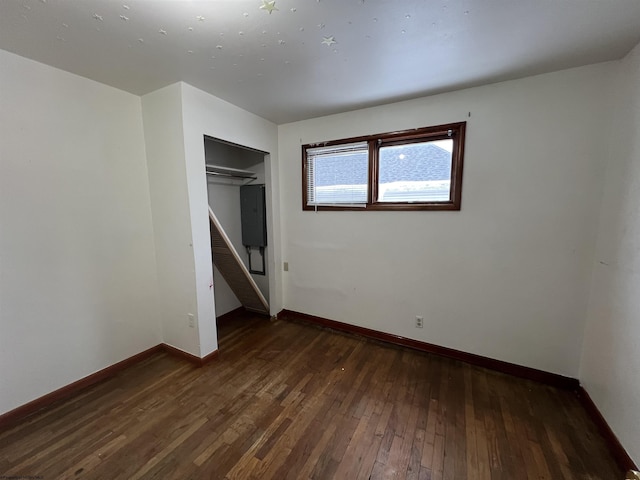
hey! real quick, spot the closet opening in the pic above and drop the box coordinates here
[204,136,271,321]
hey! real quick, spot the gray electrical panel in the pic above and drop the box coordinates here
[240,185,267,248]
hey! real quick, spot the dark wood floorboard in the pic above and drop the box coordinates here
[0,313,623,479]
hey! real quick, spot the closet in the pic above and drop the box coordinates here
[204,136,270,316]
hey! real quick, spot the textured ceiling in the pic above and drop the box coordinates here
[1,0,640,124]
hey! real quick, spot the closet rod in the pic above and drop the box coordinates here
[205,164,257,180]
[206,170,257,180]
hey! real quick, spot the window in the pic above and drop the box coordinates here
[305,142,369,205]
[302,122,466,211]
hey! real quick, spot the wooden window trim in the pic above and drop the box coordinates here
[302,122,466,211]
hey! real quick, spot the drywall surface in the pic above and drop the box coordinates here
[580,42,640,464]
[180,83,280,322]
[278,63,612,377]
[141,84,202,357]
[0,49,160,415]
[207,181,244,316]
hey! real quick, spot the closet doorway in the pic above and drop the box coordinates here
[204,135,271,318]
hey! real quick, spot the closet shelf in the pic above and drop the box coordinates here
[205,164,257,180]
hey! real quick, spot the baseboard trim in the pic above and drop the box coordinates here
[278,309,579,390]
[576,386,638,472]
[0,342,221,431]
[161,343,219,367]
[0,344,163,430]
[279,309,640,472]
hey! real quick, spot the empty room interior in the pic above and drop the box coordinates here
[1,0,640,478]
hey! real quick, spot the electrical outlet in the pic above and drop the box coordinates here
[283,262,289,271]
[415,316,424,328]
[188,313,195,328]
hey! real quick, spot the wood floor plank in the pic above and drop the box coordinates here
[0,313,624,480]
[405,427,425,480]
[295,421,337,480]
[354,402,394,480]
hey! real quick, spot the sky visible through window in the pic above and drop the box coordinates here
[378,139,452,202]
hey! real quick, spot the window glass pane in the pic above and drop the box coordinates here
[377,139,453,203]
[306,142,368,205]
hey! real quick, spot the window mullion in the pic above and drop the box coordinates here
[368,139,378,206]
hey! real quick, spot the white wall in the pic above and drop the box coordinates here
[580,42,640,464]
[180,83,281,322]
[141,84,203,357]
[207,179,244,316]
[141,82,279,358]
[0,49,160,415]
[278,63,613,377]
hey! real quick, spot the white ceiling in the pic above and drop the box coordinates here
[1,0,640,124]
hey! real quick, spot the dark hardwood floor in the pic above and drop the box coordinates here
[0,314,622,479]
